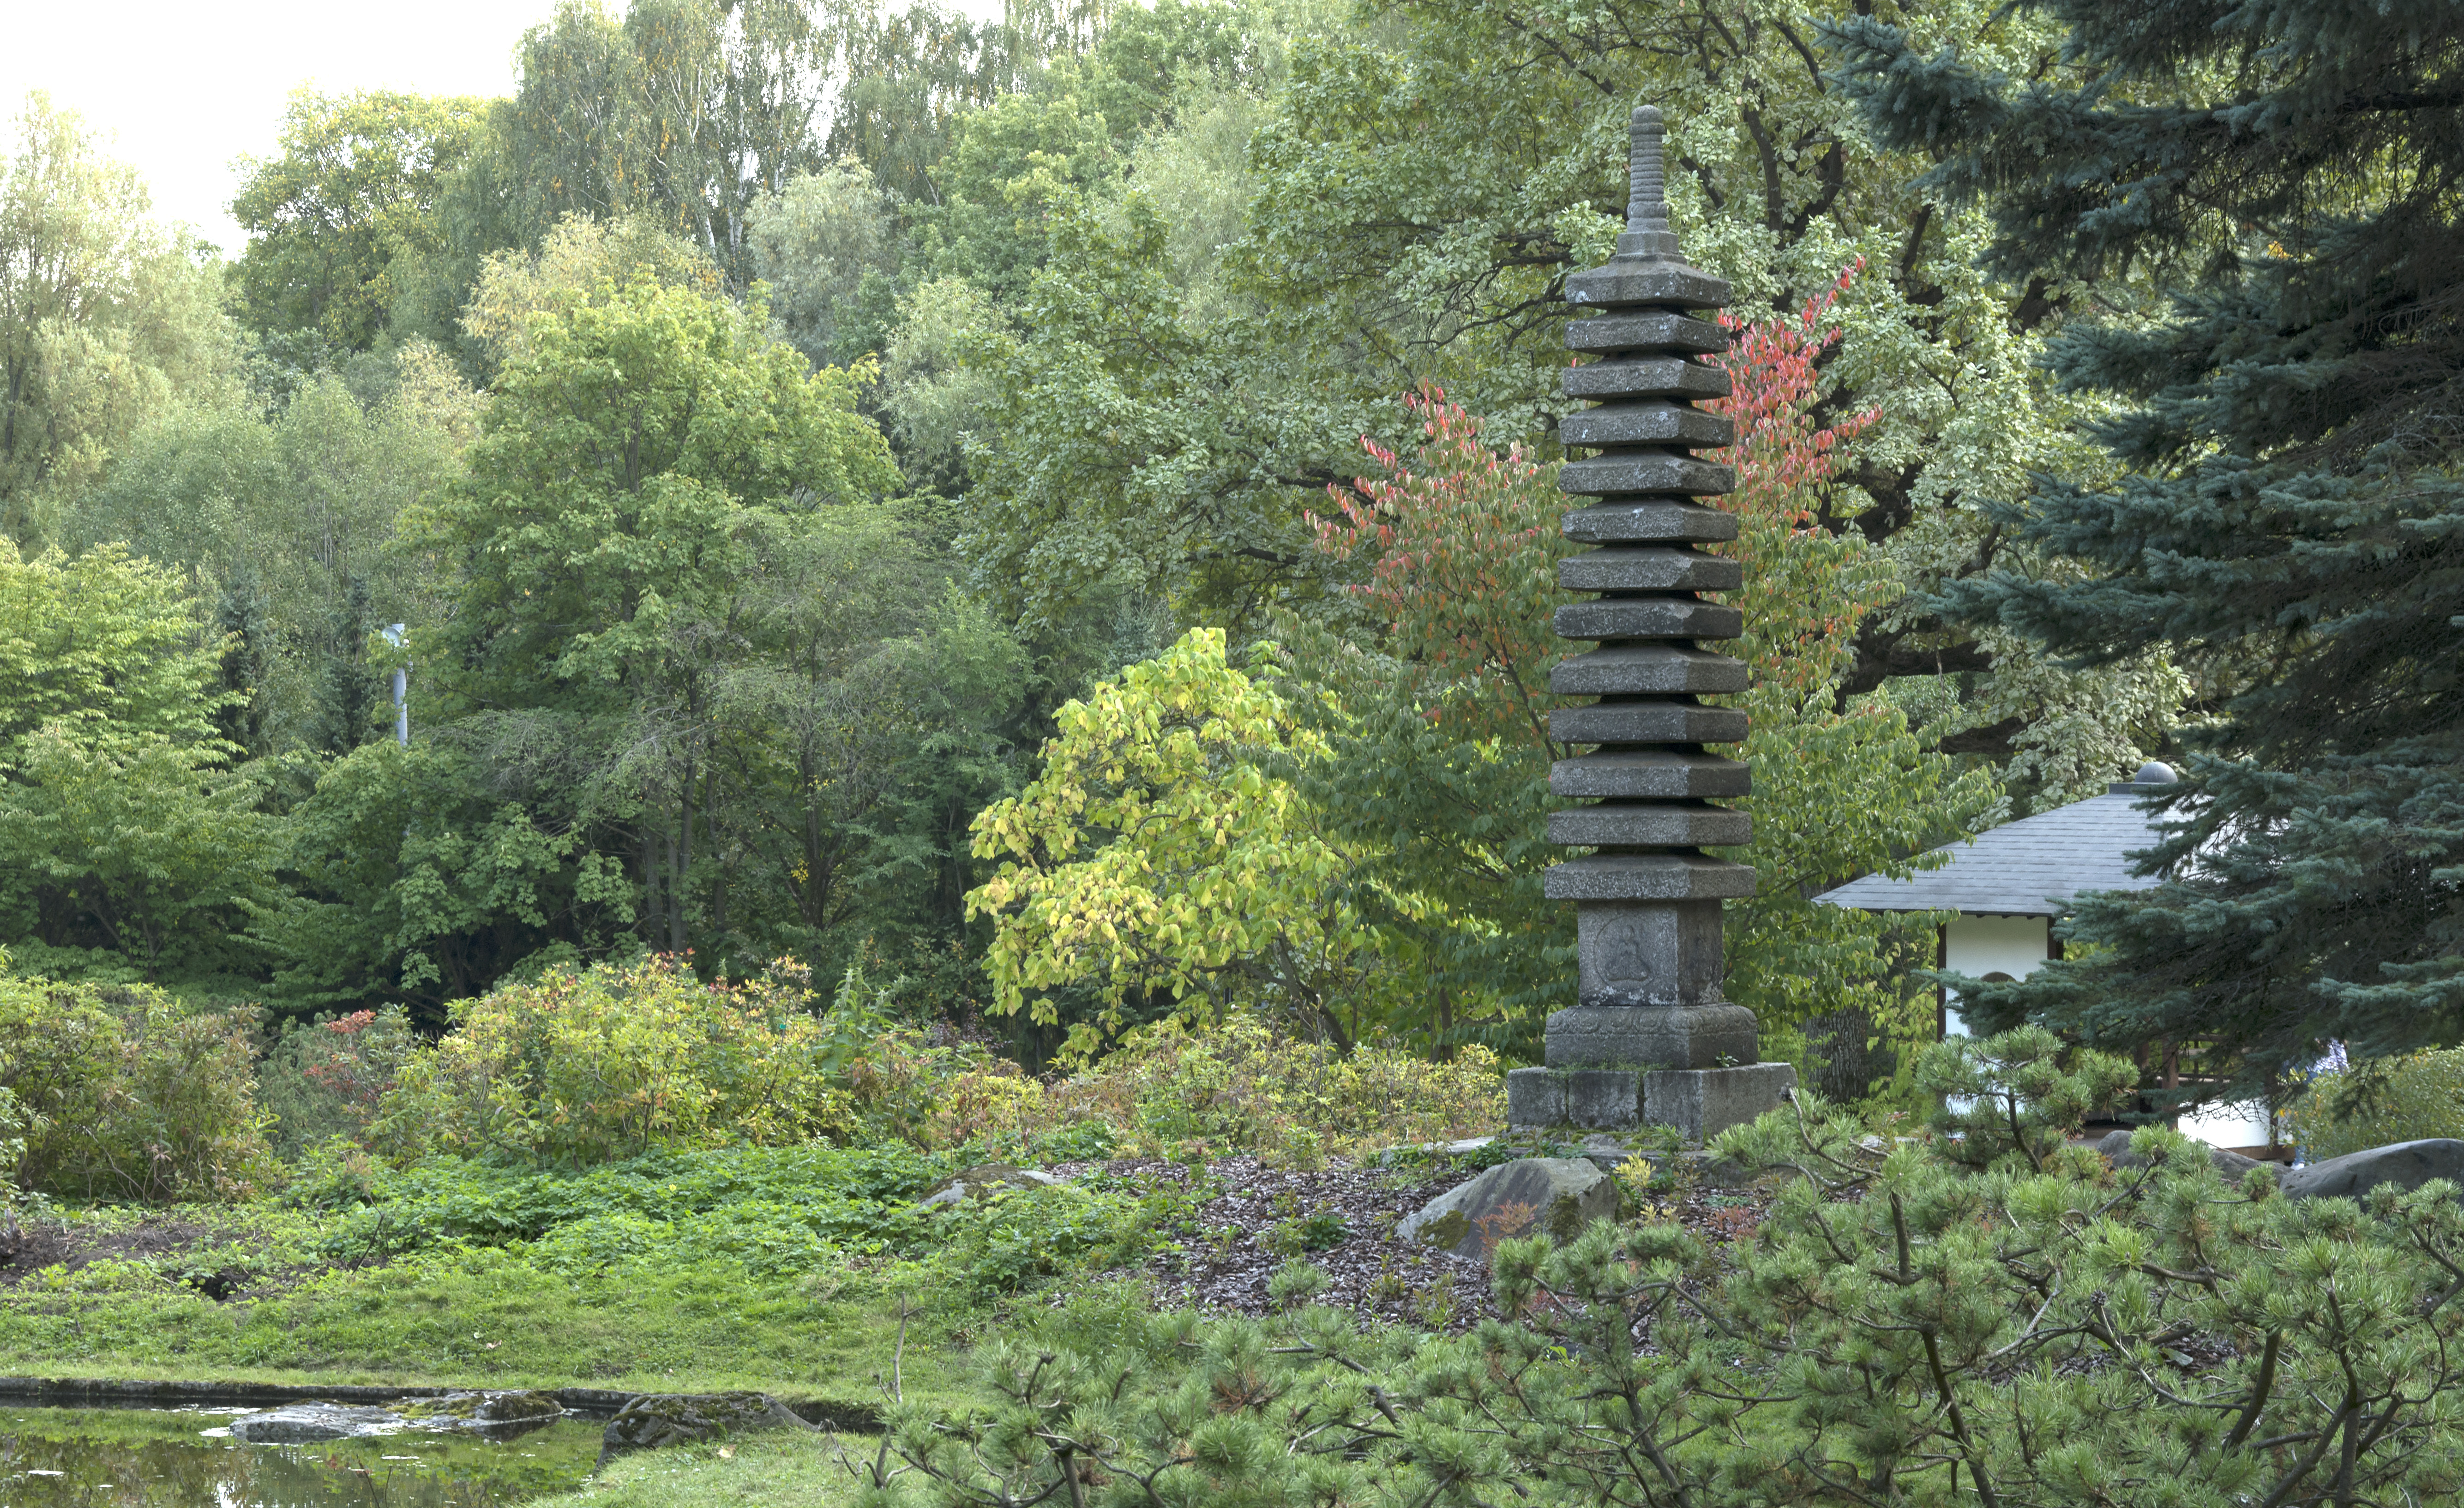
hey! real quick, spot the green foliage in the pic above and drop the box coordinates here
[877,1028,2464,1508]
[294,1136,1182,1305]
[1917,1024,2138,1172]
[0,544,228,755]
[1297,349,1989,1066]
[968,627,1410,1053]
[1845,0,2464,1093]
[249,738,641,1017]
[0,1194,968,1408]
[230,90,490,349]
[2286,1051,2464,1164]
[0,545,274,977]
[924,1009,1503,1166]
[0,969,275,1202]
[1707,281,1999,1077]
[499,0,834,281]
[256,1007,421,1161]
[0,93,237,546]
[369,955,860,1165]
[747,159,904,369]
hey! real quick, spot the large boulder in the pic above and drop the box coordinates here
[226,1403,406,1442]
[598,1391,815,1467]
[1396,1157,1617,1262]
[2094,1129,2278,1181]
[2281,1139,2464,1202]
[915,1165,1060,1210]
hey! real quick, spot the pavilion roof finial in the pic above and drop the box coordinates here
[1619,104,1682,259]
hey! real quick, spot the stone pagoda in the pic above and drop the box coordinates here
[1503,104,1797,1141]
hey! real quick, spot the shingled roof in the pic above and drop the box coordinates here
[1814,780,2180,918]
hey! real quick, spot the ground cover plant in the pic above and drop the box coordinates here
[0,951,1508,1411]
[862,1032,2464,1508]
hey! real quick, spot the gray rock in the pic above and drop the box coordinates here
[1397,1157,1617,1261]
[1574,900,1727,1013]
[398,1389,566,1431]
[1563,1068,1643,1129]
[914,1164,1060,1210]
[227,1403,407,1442]
[2281,1139,2464,1202]
[1505,1067,1566,1128]
[599,1391,815,1467]
[1374,1136,1496,1166]
[2093,1129,2278,1181]
[1545,1003,1759,1070]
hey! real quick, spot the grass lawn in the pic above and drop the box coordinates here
[0,1251,956,1410]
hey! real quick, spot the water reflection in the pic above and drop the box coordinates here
[0,1407,600,1508]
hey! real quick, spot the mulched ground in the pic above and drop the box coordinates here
[1057,1153,1784,1331]
[0,1213,241,1294]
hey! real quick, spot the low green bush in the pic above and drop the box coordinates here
[907,1011,1503,1166]
[295,1141,1198,1300]
[369,955,865,1164]
[2285,1047,2464,1161]
[0,967,274,1201]
[867,1029,2464,1508]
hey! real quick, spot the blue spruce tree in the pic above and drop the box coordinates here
[1823,3,2464,1097]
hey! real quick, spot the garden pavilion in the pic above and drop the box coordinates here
[1814,762,2273,1151]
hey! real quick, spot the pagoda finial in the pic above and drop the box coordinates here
[1618,104,1681,259]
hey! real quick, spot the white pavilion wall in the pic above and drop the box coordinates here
[1942,915,2049,1036]
[1941,913,2271,1151]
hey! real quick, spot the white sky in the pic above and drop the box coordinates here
[0,0,565,255]
[0,0,1006,258]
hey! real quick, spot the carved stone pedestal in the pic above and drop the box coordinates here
[1644,1063,1797,1141]
[1506,1062,1794,1138]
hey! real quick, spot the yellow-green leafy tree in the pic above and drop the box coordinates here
[967,627,1430,1057]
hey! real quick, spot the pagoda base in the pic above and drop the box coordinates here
[1508,1062,1796,1138]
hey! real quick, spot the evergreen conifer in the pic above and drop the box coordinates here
[1823,2,2464,1094]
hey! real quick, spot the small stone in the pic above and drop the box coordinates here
[1642,1064,1797,1141]
[1504,1066,1567,1128]
[1561,501,1739,544]
[914,1165,1061,1210]
[1546,805,1750,849]
[227,1404,406,1442]
[1396,1158,1618,1262]
[1564,1068,1643,1129]
[1543,853,1758,902]
[1563,311,1729,354]
[1558,403,1734,450]
[1549,750,1752,799]
[1549,702,1749,743]
[1550,645,1749,697]
[1560,453,1738,497]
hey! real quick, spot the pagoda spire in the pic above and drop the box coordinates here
[1503,104,1797,1139]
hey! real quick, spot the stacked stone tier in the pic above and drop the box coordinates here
[1549,239,1751,921]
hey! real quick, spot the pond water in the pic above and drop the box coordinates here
[0,1406,602,1508]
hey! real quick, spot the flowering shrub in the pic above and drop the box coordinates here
[257,1006,420,1160]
